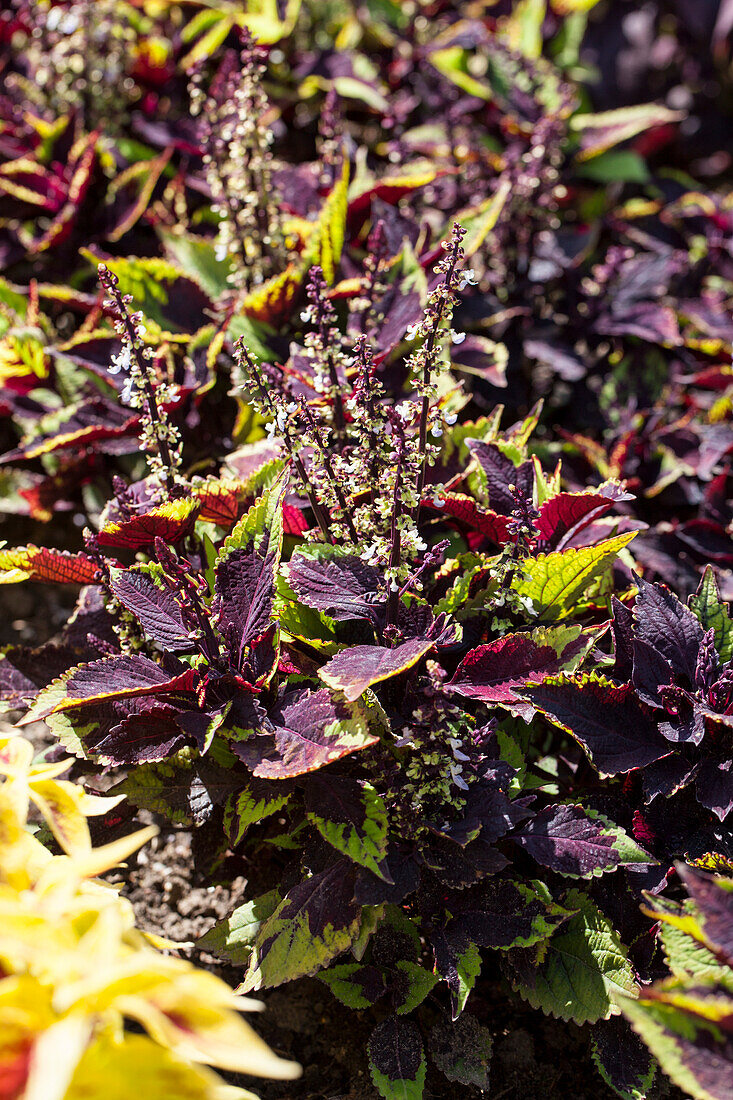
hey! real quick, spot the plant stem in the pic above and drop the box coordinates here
[238,344,333,542]
[413,245,461,520]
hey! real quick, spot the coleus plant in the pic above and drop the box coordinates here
[619,863,733,1100]
[0,4,730,1099]
[0,255,694,1099]
[1,0,729,611]
[523,567,733,846]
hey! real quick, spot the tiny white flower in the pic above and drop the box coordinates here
[432,495,445,509]
[458,270,477,290]
[431,425,443,438]
[451,330,466,344]
[108,346,132,376]
[449,763,469,790]
[444,412,458,425]
[214,243,229,262]
[405,323,421,341]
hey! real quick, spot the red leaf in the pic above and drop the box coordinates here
[0,545,99,584]
[98,499,200,549]
[423,493,510,545]
[283,502,308,536]
[449,634,564,704]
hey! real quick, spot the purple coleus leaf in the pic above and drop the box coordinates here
[320,637,435,702]
[523,674,671,776]
[23,654,199,723]
[213,475,286,673]
[214,540,280,671]
[0,644,85,712]
[634,576,704,685]
[287,552,385,625]
[94,703,189,766]
[429,773,532,847]
[467,440,533,515]
[368,1016,426,1099]
[418,837,509,888]
[448,634,567,705]
[510,804,654,878]
[694,759,733,822]
[431,879,573,1016]
[591,1017,657,1100]
[610,596,635,681]
[109,569,192,652]
[235,687,378,779]
[632,636,676,709]
[437,878,573,955]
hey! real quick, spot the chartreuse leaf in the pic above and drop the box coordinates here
[690,566,733,664]
[217,467,288,566]
[448,939,482,1019]
[368,1016,426,1100]
[507,889,638,1023]
[318,962,386,1010]
[619,983,733,1100]
[502,0,546,58]
[224,781,291,846]
[160,230,234,300]
[394,961,439,1015]
[458,178,512,257]
[429,46,492,101]
[657,906,733,984]
[513,532,637,620]
[238,862,363,992]
[306,777,389,879]
[302,156,350,284]
[275,571,339,652]
[198,889,282,966]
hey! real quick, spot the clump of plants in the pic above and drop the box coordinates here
[0,2,731,1098]
[0,731,299,1099]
